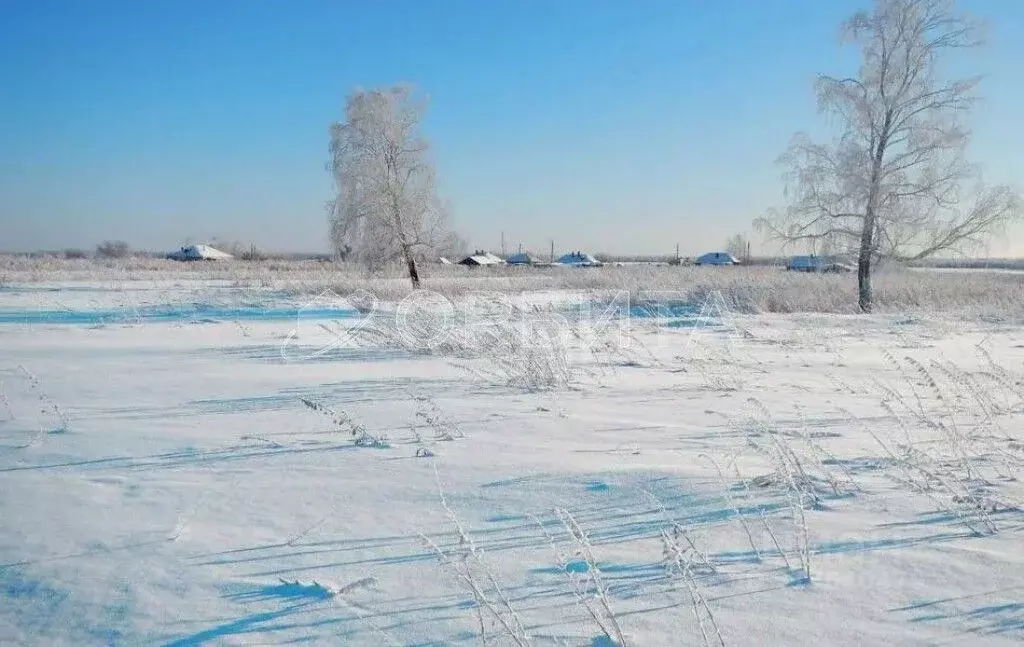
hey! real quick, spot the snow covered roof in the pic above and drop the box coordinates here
[167,245,234,261]
[695,252,739,265]
[787,255,825,270]
[557,251,601,266]
[458,251,505,266]
[506,252,539,265]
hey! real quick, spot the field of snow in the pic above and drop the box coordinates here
[1,280,1023,645]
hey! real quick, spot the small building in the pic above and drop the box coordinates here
[694,251,739,266]
[458,251,505,266]
[787,255,826,272]
[506,251,540,266]
[557,251,601,267]
[167,244,234,261]
[788,255,854,273]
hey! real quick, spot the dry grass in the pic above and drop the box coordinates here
[3,255,1023,318]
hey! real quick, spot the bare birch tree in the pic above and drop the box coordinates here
[757,0,1020,311]
[328,85,452,288]
[725,233,749,261]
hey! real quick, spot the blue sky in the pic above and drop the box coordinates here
[2,0,1022,255]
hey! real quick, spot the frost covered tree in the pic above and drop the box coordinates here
[328,85,453,288]
[436,230,469,261]
[725,233,749,260]
[757,0,1020,311]
[95,240,130,259]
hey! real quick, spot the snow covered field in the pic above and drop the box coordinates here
[1,280,1023,645]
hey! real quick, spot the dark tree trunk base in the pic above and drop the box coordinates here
[405,253,421,290]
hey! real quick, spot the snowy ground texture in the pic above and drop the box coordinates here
[1,280,1023,646]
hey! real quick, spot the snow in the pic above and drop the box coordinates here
[695,252,740,266]
[507,252,540,266]
[167,245,235,261]
[1,280,1023,645]
[459,253,505,266]
[557,252,601,267]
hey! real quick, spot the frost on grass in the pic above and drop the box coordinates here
[300,397,389,448]
[423,472,534,646]
[743,399,859,507]
[353,301,578,391]
[6,255,1024,318]
[548,509,629,647]
[411,392,464,443]
[864,352,1024,535]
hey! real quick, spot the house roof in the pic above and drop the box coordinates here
[557,251,600,265]
[507,252,539,264]
[193,245,233,259]
[168,244,234,260]
[696,251,739,261]
[459,254,501,266]
[459,251,505,266]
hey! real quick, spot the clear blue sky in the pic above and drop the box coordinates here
[2,0,1022,255]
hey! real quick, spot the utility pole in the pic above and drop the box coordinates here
[501,231,506,258]
[550,240,555,264]
[675,242,680,263]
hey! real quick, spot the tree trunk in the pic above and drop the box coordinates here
[403,245,421,290]
[860,116,890,314]
[391,204,421,290]
[858,212,874,313]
